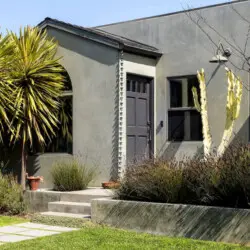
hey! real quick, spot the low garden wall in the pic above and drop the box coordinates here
[24,190,61,212]
[91,199,250,245]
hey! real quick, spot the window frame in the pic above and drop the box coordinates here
[167,75,202,142]
[29,90,73,156]
[44,93,73,154]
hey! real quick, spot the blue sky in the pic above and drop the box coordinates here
[1,0,226,32]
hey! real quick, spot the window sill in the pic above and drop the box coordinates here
[168,107,197,111]
[167,141,203,144]
[29,152,73,157]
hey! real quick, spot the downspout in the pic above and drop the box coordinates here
[117,48,125,179]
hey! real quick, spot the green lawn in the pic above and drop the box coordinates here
[0,216,27,227]
[0,225,249,250]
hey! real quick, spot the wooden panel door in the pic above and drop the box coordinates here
[126,74,153,164]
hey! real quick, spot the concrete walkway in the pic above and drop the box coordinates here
[0,222,78,244]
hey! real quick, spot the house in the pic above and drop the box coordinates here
[4,0,250,188]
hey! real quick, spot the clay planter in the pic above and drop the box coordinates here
[27,176,43,191]
[102,181,120,189]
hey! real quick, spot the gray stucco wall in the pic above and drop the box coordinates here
[45,27,119,186]
[100,1,250,158]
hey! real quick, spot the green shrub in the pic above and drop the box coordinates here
[0,173,26,215]
[115,159,183,203]
[51,158,96,191]
[31,214,92,228]
[182,144,250,208]
[117,144,250,208]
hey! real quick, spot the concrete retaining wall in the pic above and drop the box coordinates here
[91,199,250,245]
[24,190,61,212]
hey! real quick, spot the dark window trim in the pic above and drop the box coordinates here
[167,74,198,80]
[167,75,202,142]
[29,94,73,155]
[29,152,72,156]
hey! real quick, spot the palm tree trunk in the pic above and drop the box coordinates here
[21,141,27,191]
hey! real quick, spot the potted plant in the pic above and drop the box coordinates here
[102,181,120,189]
[26,173,43,191]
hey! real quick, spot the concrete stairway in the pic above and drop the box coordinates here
[40,188,113,219]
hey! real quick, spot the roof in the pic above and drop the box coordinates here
[38,18,161,58]
[96,0,249,28]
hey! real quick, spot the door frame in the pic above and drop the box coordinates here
[125,72,155,160]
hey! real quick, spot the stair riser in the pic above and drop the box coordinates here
[48,203,91,214]
[60,194,111,203]
[41,212,91,219]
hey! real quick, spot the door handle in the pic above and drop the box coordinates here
[147,121,152,142]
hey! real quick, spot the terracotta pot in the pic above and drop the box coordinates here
[27,177,42,191]
[102,181,120,189]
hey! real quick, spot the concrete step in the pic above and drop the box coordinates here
[48,201,91,214]
[41,211,91,219]
[60,193,112,203]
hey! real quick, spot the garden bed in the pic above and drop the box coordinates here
[91,198,250,245]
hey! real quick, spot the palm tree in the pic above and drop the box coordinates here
[5,27,66,190]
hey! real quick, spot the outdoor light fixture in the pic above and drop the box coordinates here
[209,42,232,63]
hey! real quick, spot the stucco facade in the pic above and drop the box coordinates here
[100,0,250,159]
[47,27,119,185]
[3,1,250,188]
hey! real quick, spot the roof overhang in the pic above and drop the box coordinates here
[38,18,162,58]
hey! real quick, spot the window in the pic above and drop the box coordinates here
[44,95,72,154]
[168,76,202,141]
[44,71,73,154]
[30,71,73,154]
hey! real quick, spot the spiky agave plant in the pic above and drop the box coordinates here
[5,27,66,190]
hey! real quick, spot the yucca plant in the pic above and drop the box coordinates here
[4,27,66,190]
[0,34,15,141]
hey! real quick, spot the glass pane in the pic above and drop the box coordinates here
[62,71,72,91]
[132,81,136,92]
[190,110,202,141]
[168,111,185,141]
[188,76,200,107]
[127,80,130,91]
[136,81,140,93]
[170,80,182,107]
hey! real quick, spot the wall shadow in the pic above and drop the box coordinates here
[0,143,40,183]
[157,115,249,160]
[228,116,249,147]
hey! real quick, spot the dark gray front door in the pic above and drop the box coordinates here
[126,74,153,164]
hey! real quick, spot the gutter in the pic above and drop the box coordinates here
[38,19,162,59]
